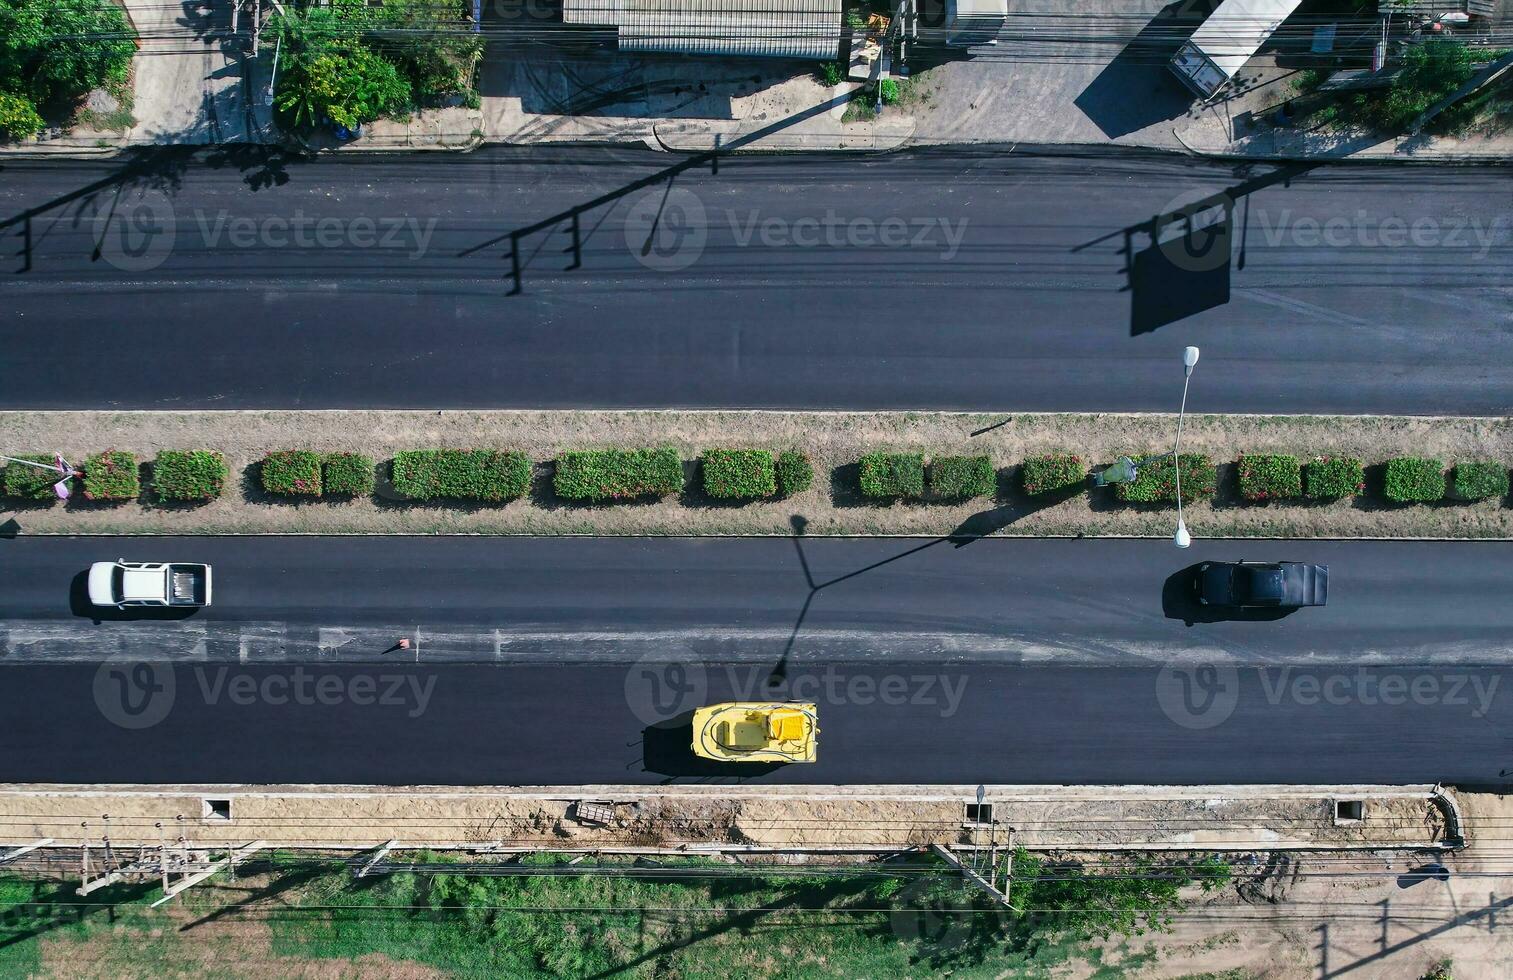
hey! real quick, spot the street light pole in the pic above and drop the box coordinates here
[1173,347,1200,548]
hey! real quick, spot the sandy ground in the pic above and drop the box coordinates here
[1,411,1508,540]
[0,784,1453,851]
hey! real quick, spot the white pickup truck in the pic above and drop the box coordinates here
[88,560,213,608]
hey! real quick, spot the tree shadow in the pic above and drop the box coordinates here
[0,879,159,951]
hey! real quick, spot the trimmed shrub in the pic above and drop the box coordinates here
[928,455,996,500]
[261,450,323,497]
[1236,453,1302,502]
[701,449,777,500]
[391,449,530,502]
[777,450,814,497]
[554,448,684,501]
[1114,453,1216,504]
[1021,453,1086,496]
[323,452,376,497]
[1304,456,1365,500]
[152,450,228,502]
[82,450,139,502]
[1383,456,1445,503]
[858,452,925,499]
[2,453,66,500]
[0,92,44,142]
[1450,461,1509,502]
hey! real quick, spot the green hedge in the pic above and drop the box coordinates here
[1304,456,1365,500]
[554,448,684,501]
[1237,453,1302,502]
[1021,453,1086,496]
[392,450,531,502]
[1383,456,1445,503]
[261,450,323,497]
[83,450,140,502]
[701,449,777,500]
[1,453,65,500]
[323,452,376,497]
[777,450,813,497]
[1450,461,1509,502]
[928,455,996,500]
[153,450,229,502]
[858,452,925,499]
[1114,453,1216,504]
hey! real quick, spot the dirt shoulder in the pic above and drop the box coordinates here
[2,410,1508,538]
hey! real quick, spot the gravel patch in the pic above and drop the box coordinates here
[1,410,1508,538]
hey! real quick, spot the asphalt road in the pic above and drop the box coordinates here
[2,661,1508,786]
[2,146,1509,414]
[2,536,1511,665]
[1,536,1511,785]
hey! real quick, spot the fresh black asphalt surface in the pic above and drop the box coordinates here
[2,146,1510,414]
[1,536,1509,785]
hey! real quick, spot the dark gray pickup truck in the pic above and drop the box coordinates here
[1196,561,1328,608]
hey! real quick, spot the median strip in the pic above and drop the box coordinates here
[1,410,1508,538]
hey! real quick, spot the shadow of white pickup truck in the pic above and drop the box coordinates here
[87,561,213,608]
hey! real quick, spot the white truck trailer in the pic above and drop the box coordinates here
[1169,0,1305,98]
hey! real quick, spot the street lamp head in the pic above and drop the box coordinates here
[1183,346,1200,377]
[1174,522,1191,549]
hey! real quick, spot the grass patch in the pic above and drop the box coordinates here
[391,450,530,502]
[82,450,139,502]
[152,450,228,502]
[1384,456,1446,503]
[700,449,777,500]
[858,452,925,499]
[928,455,995,500]
[554,448,684,501]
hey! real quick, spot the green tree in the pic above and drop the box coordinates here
[0,89,43,140]
[0,0,135,109]
[1008,851,1231,943]
[1353,38,1477,130]
[275,33,411,132]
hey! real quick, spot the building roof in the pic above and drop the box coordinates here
[563,0,843,60]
